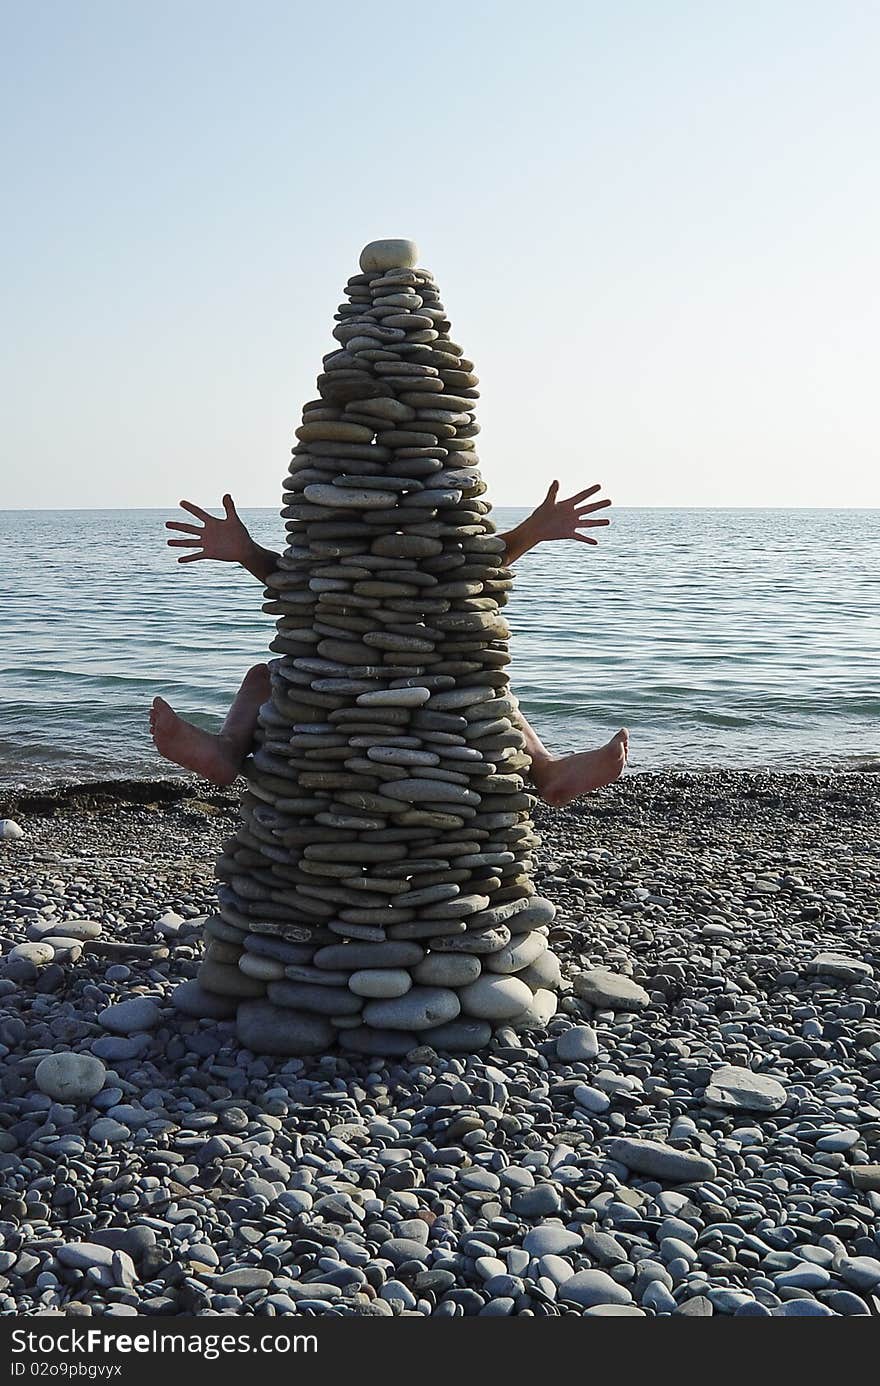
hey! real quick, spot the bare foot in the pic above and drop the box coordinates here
[531,729,629,807]
[150,697,242,786]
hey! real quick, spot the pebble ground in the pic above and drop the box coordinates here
[1,770,879,1317]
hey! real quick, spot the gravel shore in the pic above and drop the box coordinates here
[1,769,880,1317]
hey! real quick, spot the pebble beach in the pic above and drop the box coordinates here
[2,768,880,1318]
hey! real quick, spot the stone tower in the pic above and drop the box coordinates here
[188,239,561,1055]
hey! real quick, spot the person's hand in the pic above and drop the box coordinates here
[165,495,253,565]
[527,480,611,545]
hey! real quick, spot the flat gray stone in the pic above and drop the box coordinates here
[380,1238,429,1267]
[523,1225,581,1257]
[348,968,412,998]
[35,1053,107,1103]
[363,986,460,1031]
[88,1118,131,1144]
[304,484,397,509]
[97,997,162,1034]
[704,1064,786,1113]
[28,918,103,942]
[238,952,285,981]
[605,1137,718,1184]
[430,924,511,954]
[502,896,555,930]
[39,936,83,962]
[267,980,363,1015]
[6,942,54,979]
[412,953,482,986]
[356,687,431,708]
[837,1256,880,1290]
[209,1268,274,1291]
[556,1026,599,1062]
[573,968,649,1011]
[242,935,316,965]
[56,1242,136,1289]
[381,778,480,807]
[314,941,424,970]
[484,931,547,975]
[459,974,533,1020]
[561,1270,634,1308]
[806,952,874,982]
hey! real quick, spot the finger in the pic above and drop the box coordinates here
[179,500,212,522]
[178,553,207,563]
[222,493,238,519]
[165,521,202,535]
[565,485,602,504]
[572,534,599,545]
[576,517,611,528]
[573,497,612,514]
[543,480,560,504]
[167,538,204,548]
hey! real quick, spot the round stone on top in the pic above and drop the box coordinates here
[359,238,419,272]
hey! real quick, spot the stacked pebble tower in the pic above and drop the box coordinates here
[190,238,561,1056]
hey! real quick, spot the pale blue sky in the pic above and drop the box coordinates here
[3,1,878,509]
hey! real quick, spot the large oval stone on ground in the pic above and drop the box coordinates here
[98,997,162,1033]
[606,1137,718,1184]
[6,942,54,981]
[29,918,102,942]
[573,968,649,1011]
[556,1025,599,1062]
[805,952,874,983]
[560,1270,634,1308]
[704,1064,786,1113]
[237,1000,333,1055]
[35,1053,106,1103]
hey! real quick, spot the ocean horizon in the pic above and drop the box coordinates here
[2,506,878,788]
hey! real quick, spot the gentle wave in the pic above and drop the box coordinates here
[1,507,879,785]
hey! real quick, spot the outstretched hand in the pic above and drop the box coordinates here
[166,495,253,565]
[527,480,611,545]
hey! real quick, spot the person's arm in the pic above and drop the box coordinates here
[500,481,611,564]
[166,495,280,583]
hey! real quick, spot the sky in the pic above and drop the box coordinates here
[2,0,878,510]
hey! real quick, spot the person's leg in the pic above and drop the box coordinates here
[517,707,628,807]
[150,663,271,785]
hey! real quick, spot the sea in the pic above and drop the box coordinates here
[1,508,878,789]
